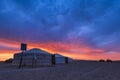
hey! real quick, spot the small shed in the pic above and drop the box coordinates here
[54,54,73,64]
[55,54,66,64]
[68,57,73,63]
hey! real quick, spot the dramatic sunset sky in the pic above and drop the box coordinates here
[0,0,120,61]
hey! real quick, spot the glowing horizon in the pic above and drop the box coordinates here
[0,39,120,61]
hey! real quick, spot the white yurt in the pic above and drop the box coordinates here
[55,54,66,64]
[54,54,73,64]
[68,57,73,63]
[13,48,52,66]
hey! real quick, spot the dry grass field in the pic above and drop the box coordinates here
[0,61,120,80]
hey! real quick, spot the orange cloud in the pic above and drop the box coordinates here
[0,38,120,61]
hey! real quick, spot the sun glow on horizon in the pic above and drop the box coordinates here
[0,39,120,61]
[0,53,13,61]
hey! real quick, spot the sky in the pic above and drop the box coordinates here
[0,0,120,61]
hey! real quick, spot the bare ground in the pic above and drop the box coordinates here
[0,61,120,80]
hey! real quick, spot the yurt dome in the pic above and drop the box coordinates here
[13,48,52,66]
[23,48,50,55]
[55,54,66,64]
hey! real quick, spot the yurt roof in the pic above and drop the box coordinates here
[15,48,51,55]
[24,48,50,54]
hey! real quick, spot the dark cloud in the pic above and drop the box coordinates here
[0,0,120,53]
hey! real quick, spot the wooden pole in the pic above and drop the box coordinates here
[19,51,23,68]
